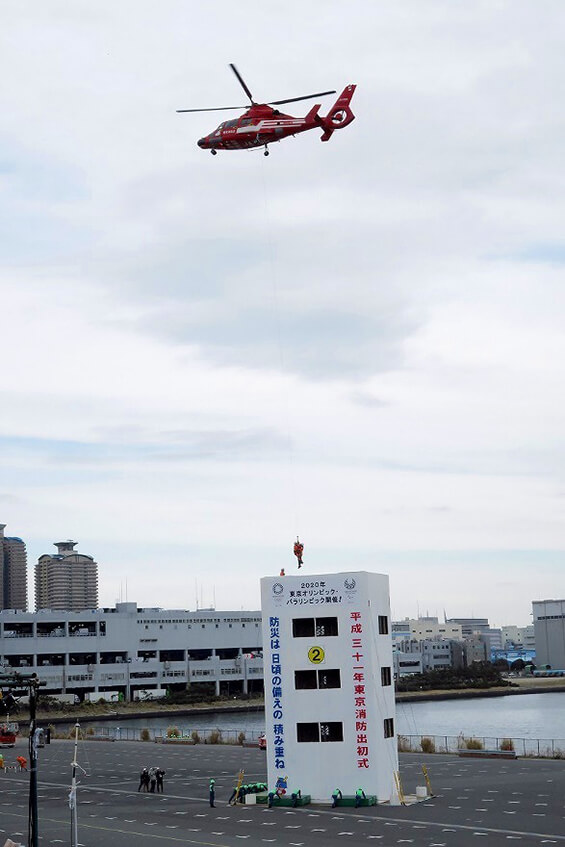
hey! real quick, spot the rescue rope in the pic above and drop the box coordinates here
[259,159,302,557]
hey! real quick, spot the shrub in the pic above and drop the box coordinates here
[238,732,246,745]
[500,738,514,752]
[420,736,436,754]
[395,662,511,693]
[465,737,484,750]
[209,729,222,745]
[397,735,411,753]
[191,730,201,744]
[140,728,151,742]
[166,726,180,739]
[46,723,61,740]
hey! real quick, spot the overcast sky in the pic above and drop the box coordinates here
[2,1,564,627]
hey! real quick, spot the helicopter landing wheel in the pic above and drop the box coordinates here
[264,147,269,157]
[210,149,217,156]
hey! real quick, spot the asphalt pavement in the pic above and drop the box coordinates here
[1,738,565,846]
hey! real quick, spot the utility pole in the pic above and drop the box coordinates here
[69,720,81,847]
[0,672,46,847]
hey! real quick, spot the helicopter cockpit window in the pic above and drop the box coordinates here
[240,118,254,126]
[224,119,239,129]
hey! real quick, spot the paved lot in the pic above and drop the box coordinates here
[2,739,565,846]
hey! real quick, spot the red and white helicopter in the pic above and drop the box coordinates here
[177,64,356,156]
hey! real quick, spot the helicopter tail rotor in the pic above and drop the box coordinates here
[320,84,356,141]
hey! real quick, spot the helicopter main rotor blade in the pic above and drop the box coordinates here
[176,106,247,113]
[229,63,254,104]
[269,90,337,106]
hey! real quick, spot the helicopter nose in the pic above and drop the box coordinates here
[197,137,207,148]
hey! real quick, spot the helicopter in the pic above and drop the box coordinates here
[177,64,356,156]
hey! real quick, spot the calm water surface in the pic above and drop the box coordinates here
[61,692,565,741]
[395,692,565,740]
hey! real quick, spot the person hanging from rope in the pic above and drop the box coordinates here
[293,536,304,569]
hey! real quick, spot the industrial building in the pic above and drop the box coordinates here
[533,599,565,669]
[0,602,263,700]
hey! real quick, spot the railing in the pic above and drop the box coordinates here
[36,632,66,637]
[2,632,34,638]
[80,726,264,744]
[52,727,565,757]
[398,733,565,758]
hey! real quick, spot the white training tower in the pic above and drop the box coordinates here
[260,570,398,804]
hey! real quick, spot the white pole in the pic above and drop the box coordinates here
[69,720,80,847]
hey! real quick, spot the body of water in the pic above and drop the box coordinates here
[57,691,565,742]
[395,692,565,740]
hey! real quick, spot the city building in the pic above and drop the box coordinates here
[446,616,505,661]
[35,540,98,611]
[464,635,488,665]
[521,625,536,651]
[446,617,490,637]
[0,523,28,611]
[491,646,536,666]
[393,636,465,676]
[0,602,264,700]
[261,571,399,804]
[391,620,412,639]
[532,599,565,669]
[421,638,465,672]
[482,627,503,653]
[501,625,536,651]
[394,617,463,642]
[393,639,423,677]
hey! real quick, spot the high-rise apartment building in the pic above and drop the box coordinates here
[0,523,28,611]
[35,540,98,612]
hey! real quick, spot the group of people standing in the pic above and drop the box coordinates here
[138,766,166,793]
[137,766,366,809]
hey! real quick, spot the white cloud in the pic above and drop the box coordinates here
[1,1,565,625]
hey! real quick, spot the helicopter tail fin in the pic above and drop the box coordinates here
[320,84,356,142]
[305,103,323,124]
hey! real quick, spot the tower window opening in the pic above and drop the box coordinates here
[297,722,320,742]
[320,722,343,742]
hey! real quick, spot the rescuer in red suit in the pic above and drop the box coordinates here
[293,537,304,569]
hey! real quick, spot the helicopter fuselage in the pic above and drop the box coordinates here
[198,105,318,151]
